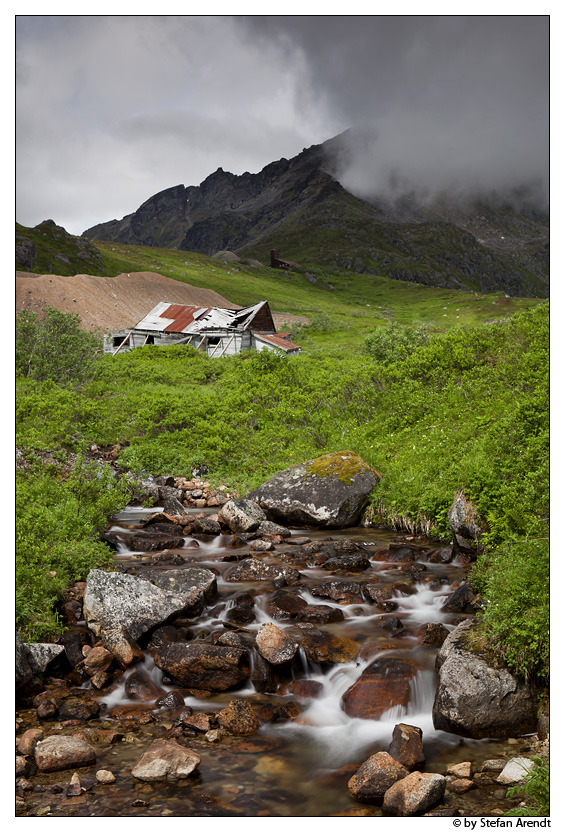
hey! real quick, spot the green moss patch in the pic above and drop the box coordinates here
[305,451,378,485]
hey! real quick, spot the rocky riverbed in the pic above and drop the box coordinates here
[16,470,549,818]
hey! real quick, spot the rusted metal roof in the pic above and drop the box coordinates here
[134,300,272,334]
[253,332,301,352]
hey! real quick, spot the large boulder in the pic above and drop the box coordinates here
[248,451,379,528]
[432,619,539,739]
[83,567,217,641]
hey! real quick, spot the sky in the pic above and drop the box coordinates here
[15,14,549,236]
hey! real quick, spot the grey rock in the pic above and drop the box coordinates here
[496,757,535,785]
[84,567,217,641]
[248,451,378,528]
[25,643,65,675]
[218,498,267,533]
[432,620,538,739]
[16,634,33,688]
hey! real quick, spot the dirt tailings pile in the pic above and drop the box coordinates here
[15,271,242,333]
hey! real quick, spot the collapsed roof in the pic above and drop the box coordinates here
[134,300,275,334]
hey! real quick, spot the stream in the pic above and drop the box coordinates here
[16,506,531,817]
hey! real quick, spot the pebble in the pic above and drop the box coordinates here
[96,769,116,784]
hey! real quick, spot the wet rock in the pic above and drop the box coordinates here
[35,735,96,773]
[33,690,67,720]
[449,778,476,794]
[388,723,425,771]
[217,498,266,533]
[297,604,344,624]
[67,772,82,797]
[250,653,280,693]
[264,590,308,620]
[255,623,299,665]
[84,567,217,641]
[58,696,100,721]
[156,690,185,709]
[131,738,201,782]
[432,620,538,738]
[418,623,450,647]
[217,698,260,735]
[25,643,65,676]
[383,771,446,816]
[16,634,33,688]
[151,641,250,690]
[224,557,302,585]
[348,751,409,802]
[248,451,379,528]
[363,585,397,609]
[58,628,92,668]
[131,532,184,551]
[250,539,275,552]
[18,727,44,757]
[440,581,475,612]
[342,656,418,719]
[289,627,359,664]
[102,626,145,668]
[83,645,114,675]
[257,520,291,538]
[447,761,473,778]
[496,757,535,784]
[124,670,163,701]
[310,580,363,604]
[96,769,116,784]
[288,679,324,699]
[225,602,256,625]
[428,546,454,564]
[322,554,371,573]
[181,713,211,733]
[192,515,221,536]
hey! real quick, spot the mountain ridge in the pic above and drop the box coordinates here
[82,134,548,297]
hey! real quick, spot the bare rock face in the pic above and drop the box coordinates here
[432,619,538,739]
[150,642,250,691]
[84,567,217,641]
[248,451,379,528]
[255,623,299,665]
[383,771,446,816]
[218,498,267,533]
[348,752,409,803]
[342,657,419,719]
[131,739,201,782]
[35,735,96,773]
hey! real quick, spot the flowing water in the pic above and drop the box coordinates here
[18,507,528,817]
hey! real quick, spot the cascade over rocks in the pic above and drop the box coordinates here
[341,656,419,719]
[432,619,539,739]
[248,451,379,528]
[83,567,217,641]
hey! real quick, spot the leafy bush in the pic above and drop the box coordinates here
[505,756,550,816]
[16,454,129,640]
[363,321,435,364]
[16,307,102,386]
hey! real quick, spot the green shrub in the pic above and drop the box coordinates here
[505,756,550,816]
[363,321,435,364]
[16,307,102,387]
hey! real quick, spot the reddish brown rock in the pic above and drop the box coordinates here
[383,771,446,816]
[151,642,250,691]
[289,627,359,664]
[448,778,475,794]
[18,728,44,757]
[418,623,450,647]
[288,679,325,699]
[264,590,308,620]
[83,645,114,676]
[217,699,260,735]
[255,623,299,665]
[348,751,409,802]
[341,657,418,719]
[35,735,96,773]
[102,626,145,668]
[388,723,425,771]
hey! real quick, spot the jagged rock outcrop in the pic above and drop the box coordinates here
[82,132,548,297]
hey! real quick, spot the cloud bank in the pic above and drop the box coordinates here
[16,15,548,236]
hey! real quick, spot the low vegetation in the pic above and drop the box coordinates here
[16,294,549,684]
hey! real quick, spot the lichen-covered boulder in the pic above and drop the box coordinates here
[248,451,379,528]
[432,619,538,739]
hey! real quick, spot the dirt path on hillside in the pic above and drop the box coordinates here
[16,271,308,333]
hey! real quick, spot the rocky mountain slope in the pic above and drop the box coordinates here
[83,133,548,298]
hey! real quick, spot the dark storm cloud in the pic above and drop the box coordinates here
[240,16,549,204]
[16,15,548,235]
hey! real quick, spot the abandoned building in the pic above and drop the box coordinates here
[104,300,301,357]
